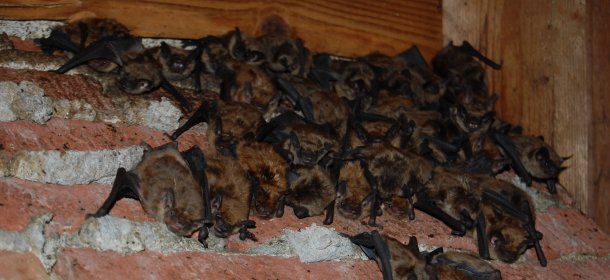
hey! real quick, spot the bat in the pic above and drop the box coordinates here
[285,164,337,225]
[430,251,502,280]
[274,76,350,136]
[87,142,213,246]
[36,18,131,72]
[256,111,339,167]
[493,132,567,193]
[171,100,288,220]
[52,36,193,111]
[205,152,257,241]
[349,232,431,280]
[256,15,310,76]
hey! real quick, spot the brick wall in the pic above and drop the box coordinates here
[0,22,608,279]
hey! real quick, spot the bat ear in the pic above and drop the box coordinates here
[214,117,223,136]
[211,193,223,211]
[537,135,545,141]
[407,236,420,253]
[161,42,171,58]
[289,131,301,149]
[163,190,176,210]
[337,181,347,197]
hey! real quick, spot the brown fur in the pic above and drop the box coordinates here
[229,62,275,108]
[291,77,350,135]
[286,165,336,217]
[431,252,501,280]
[237,141,288,219]
[509,134,565,180]
[281,122,339,166]
[424,167,481,223]
[332,59,375,101]
[336,160,373,220]
[133,143,205,236]
[118,49,162,94]
[473,175,538,263]
[205,152,252,238]
[151,44,197,81]
[256,16,305,75]
[54,18,130,72]
[384,236,432,280]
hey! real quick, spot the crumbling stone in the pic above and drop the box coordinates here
[9,146,145,185]
[0,81,53,124]
[250,224,367,263]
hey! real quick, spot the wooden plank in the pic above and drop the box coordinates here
[588,0,610,233]
[0,0,443,59]
[443,0,609,233]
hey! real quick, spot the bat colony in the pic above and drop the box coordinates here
[36,17,569,279]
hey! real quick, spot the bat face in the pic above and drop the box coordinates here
[336,161,373,220]
[156,42,197,81]
[227,28,266,65]
[285,123,338,166]
[118,51,162,94]
[211,102,263,157]
[230,62,275,108]
[205,155,252,238]
[256,15,308,75]
[333,60,375,101]
[286,165,336,219]
[237,142,288,219]
[484,206,531,263]
[384,236,433,280]
[424,168,480,226]
[512,135,565,180]
[449,104,494,134]
[134,143,206,237]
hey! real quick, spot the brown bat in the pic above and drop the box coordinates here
[475,175,547,266]
[493,132,567,193]
[88,142,213,246]
[285,164,337,224]
[430,251,502,280]
[308,53,375,100]
[256,111,339,167]
[335,159,375,223]
[52,37,193,110]
[36,18,130,72]
[171,101,288,220]
[274,76,350,136]
[350,232,502,280]
[205,152,256,240]
[152,42,199,83]
[349,232,432,280]
[256,15,310,76]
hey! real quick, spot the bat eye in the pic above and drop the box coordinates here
[535,147,550,161]
[170,59,186,72]
[137,79,151,90]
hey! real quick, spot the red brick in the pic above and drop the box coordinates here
[0,67,209,113]
[0,252,49,280]
[0,118,209,157]
[496,258,610,280]
[534,207,610,258]
[53,248,381,280]
[8,36,41,52]
[0,177,149,234]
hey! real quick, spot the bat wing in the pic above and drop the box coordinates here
[275,77,315,122]
[54,36,141,74]
[397,45,428,68]
[36,30,81,55]
[492,132,533,186]
[348,231,393,280]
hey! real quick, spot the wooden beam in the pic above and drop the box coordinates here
[443,0,609,232]
[588,0,610,233]
[0,0,443,59]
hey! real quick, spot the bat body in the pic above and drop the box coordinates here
[205,152,256,240]
[285,164,337,224]
[37,18,130,72]
[256,15,309,76]
[430,251,501,280]
[493,133,566,193]
[257,112,339,167]
[88,142,212,246]
[53,37,193,110]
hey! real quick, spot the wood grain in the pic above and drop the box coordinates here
[588,0,610,233]
[444,0,609,232]
[0,0,443,59]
